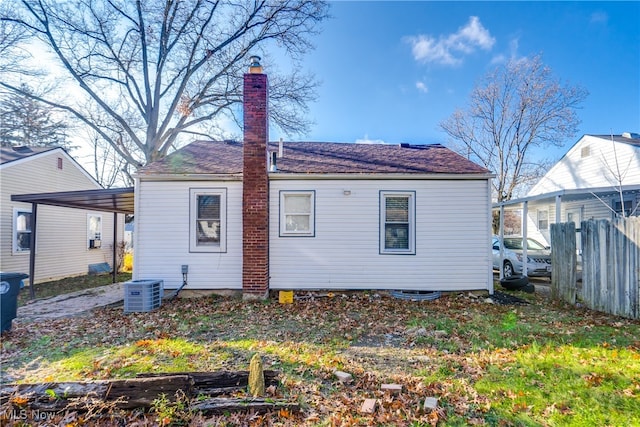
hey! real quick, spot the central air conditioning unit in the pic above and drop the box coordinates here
[124,279,163,313]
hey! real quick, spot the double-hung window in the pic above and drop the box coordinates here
[380,191,415,254]
[87,214,102,249]
[537,209,549,230]
[280,191,315,237]
[190,188,227,252]
[13,208,32,253]
[613,198,637,218]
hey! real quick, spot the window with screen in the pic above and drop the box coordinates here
[14,209,32,253]
[380,191,415,254]
[537,209,549,230]
[190,188,227,252]
[280,191,315,236]
[87,214,102,249]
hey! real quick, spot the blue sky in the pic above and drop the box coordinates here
[273,1,640,162]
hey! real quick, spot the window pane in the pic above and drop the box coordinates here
[198,195,220,219]
[285,195,310,213]
[385,224,409,249]
[17,232,31,251]
[386,197,408,222]
[285,215,310,231]
[538,210,548,229]
[526,239,546,250]
[197,220,220,245]
[614,200,633,216]
[89,215,102,239]
[17,212,31,232]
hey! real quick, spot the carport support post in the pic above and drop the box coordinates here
[499,205,504,280]
[28,203,38,300]
[522,201,528,277]
[112,212,118,284]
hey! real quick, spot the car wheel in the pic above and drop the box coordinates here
[503,261,515,278]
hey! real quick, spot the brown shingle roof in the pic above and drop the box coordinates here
[0,146,60,165]
[138,140,490,176]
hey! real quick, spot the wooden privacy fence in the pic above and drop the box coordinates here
[550,222,577,303]
[551,218,640,319]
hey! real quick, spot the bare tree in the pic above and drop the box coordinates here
[1,0,329,171]
[590,133,639,218]
[0,1,30,74]
[84,132,131,188]
[440,54,588,203]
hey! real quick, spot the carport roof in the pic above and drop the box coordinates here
[492,184,640,209]
[11,187,135,214]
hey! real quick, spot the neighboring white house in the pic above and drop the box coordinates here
[133,61,495,298]
[494,133,640,248]
[0,146,124,284]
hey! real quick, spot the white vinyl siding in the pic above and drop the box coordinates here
[280,190,315,236]
[269,179,492,292]
[134,180,241,289]
[0,149,124,284]
[529,135,640,196]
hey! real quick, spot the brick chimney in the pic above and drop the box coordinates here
[242,56,269,300]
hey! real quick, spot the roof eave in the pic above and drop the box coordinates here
[493,183,640,208]
[135,173,243,181]
[268,172,495,180]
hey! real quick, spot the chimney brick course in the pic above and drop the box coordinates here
[242,70,269,299]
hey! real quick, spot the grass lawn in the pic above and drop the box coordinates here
[1,286,639,426]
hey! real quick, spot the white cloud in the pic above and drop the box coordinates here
[491,37,521,65]
[415,81,428,93]
[407,16,495,66]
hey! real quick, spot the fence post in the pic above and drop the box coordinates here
[550,222,577,303]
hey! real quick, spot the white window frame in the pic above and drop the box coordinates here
[13,207,32,254]
[612,196,638,218]
[87,214,103,249]
[537,209,549,230]
[380,191,416,255]
[279,190,315,237]
[190,188,227,252]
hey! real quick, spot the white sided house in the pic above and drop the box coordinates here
[0,146,124,284]
[133,61,495,298]
[494,133,640,246]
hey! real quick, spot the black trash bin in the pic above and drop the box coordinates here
[0,272,28,332]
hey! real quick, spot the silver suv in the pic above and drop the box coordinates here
[492,236,552,277]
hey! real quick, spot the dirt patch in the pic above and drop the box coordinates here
[15,283,125,322]
[490,291,530,305]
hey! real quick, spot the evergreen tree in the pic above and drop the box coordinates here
[0,84,72,148]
